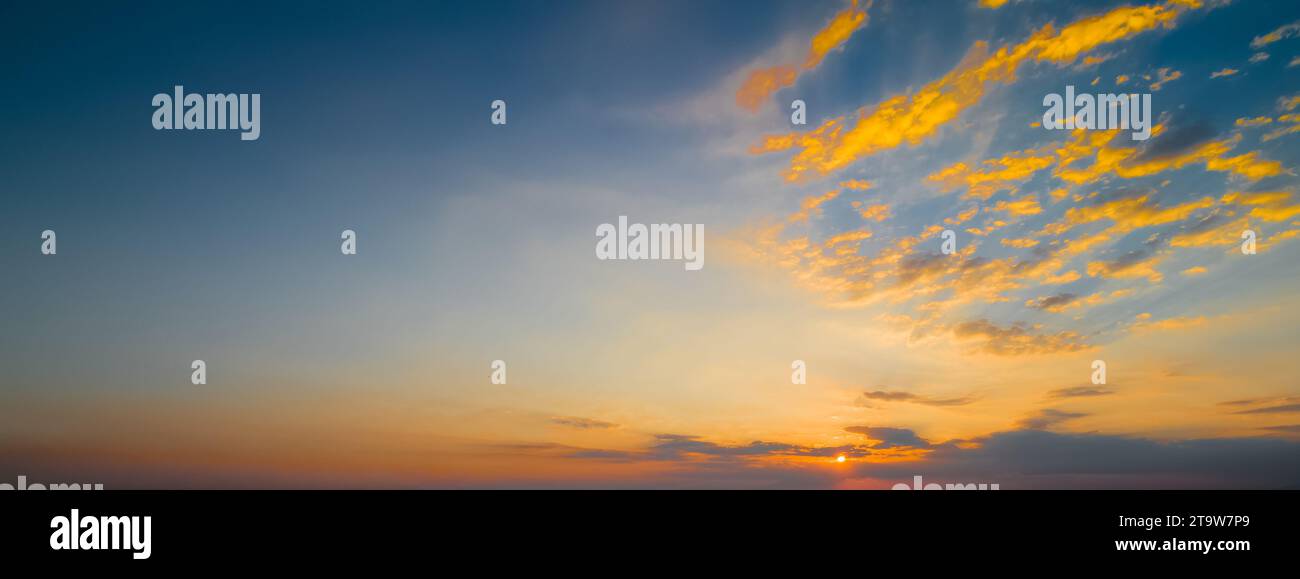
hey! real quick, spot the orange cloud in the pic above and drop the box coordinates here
[857,203,892,222]
[736,1,871,112]
[826,229,874,249]
[788,189,842,223]
[1251,20,1300,50]
[945,205,980,226]
[840,179,874,190]
[736,65,798,112]
[1149,67,1181,90]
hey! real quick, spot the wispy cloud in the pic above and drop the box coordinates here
[736,0,872,111]
[1251,20,1300,49]
[1233,403,1300,415]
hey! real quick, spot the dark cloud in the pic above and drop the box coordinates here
[646,434,870,460]
[895,253,948,285]
[1234,403,1300,415]
[859,390,917,402]
[951,319,1090,356]
[855,430,1300,489]
[545,428,1300,489]
[649,434,793,458]
[957,255,990,273]
[1025,293,1078,311]
[1090,186,1152,204]
[1133,117,1215,162]
[569,434,871,463]
[1049,386,1114,398]
[1220,397,1300,410]
[844,426,932,449]
[1016,408,1088,429]
[1176,209,1233,238]
[565,449,641,462]
[857,390,974,407]
[505,460,840,490]
[1219,398,1265,406]
[1243,172,1300,193]
[551,416,619,429]
[1260,425,1300,434]
[1090,247,1154,277]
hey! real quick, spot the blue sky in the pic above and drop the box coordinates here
[3,0,1300,488]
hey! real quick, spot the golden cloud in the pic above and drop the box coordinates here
[928,153,1055,199]
[991,195,1043,216]
[1236,116,1273,128]
[931,128,1283,201]
[1001,237,1040,248]
[1222,191,1300,222]
[756,1,1204,181]
[806,0,871,69]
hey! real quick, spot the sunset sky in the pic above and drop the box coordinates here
[3,0,1300,488]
